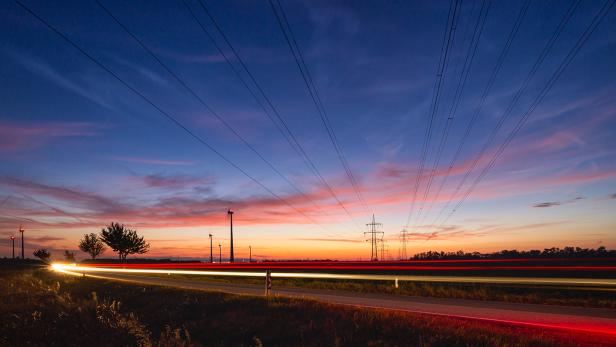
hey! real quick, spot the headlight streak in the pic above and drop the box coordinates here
[50,263,616,288]
[50,263,616,338]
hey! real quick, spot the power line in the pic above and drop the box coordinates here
[436,0,612,230]
[268,0,370,218]
[405,0,461,228]
[12,0,332,234]
[94,0,343,238]
[19,194,84,223]
[185,0,363,233]
[413,0,492,230]
[427,0,534,227]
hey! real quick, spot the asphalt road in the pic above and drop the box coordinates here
[70,270,616,336]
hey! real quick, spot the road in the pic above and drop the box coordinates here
[59,269,616,337]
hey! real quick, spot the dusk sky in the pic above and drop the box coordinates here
[1,0,615,260]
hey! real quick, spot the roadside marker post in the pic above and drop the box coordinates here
[395,278,399,288]
[265,270,272,296]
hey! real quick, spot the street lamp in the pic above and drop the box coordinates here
[208,234,213,263]
[249,245,252,263]
[10,235,15,259]
[218,242,222,263]
[19,226,25,260]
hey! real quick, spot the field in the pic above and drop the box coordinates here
[1,267,613,346]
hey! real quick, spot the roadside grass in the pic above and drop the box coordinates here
[140,273,616,309]
[1,268,613,346]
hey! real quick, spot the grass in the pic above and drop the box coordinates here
[141,273,616,309]
[1,267,613,346]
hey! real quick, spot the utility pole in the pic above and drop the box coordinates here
[249,245,252,262]
[218,242,222,263]
[400,228,408,260]
[209,234,213,263]
[227,209,234,263]
[19,225,25,260]
[364,215,383,261]
[10,235,15,259]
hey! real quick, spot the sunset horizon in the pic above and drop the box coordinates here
[1,0,614,261]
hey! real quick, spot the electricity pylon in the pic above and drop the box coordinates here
[400,228,409,260]
[364,215,383,261]
[378,237,391,261]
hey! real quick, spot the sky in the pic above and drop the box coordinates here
[0,0,615,260]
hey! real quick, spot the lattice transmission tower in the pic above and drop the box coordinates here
[364,214,383,261]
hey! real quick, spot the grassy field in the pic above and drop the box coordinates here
[1,267,613,346]
[139,273,616,309]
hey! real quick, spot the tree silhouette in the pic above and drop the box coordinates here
[412,246,615,260]
[78,233,106,259]
[100,222,150,260]
[63,250,75,262]
[33,249,51,262]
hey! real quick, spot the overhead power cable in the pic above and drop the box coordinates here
[413,0,492,229]
[13,0,334,233]
[268,0,371,218]
[95,0,345,238]
[186,0,363,233]
[427,0,534,227]
[436,0,612,229]
[404,0,461,228]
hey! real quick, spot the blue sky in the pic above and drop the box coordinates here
[1,0,615,260]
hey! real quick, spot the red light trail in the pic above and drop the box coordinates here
[80,259,616,272]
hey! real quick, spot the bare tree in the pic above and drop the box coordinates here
[100,222,150,260]
[78,233,106,259]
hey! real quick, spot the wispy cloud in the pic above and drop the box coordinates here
[532,196,585,208]
[6,50,116,110]
[0,177,127,214]
[293,238,363,243]
[0,121,103,152]
[533,201,561,208]
[138,173,213,189]
[108,55,170,87]
[160,49,228,64]
[109,156,197,166]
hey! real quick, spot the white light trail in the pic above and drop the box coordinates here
[50,263,616,288]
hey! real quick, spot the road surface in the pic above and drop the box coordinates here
[59,269,616,337]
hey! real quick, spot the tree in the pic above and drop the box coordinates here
[100,222,150,260]
[63,250,76,262]
[33,249,51,262]
[78,233,106,259]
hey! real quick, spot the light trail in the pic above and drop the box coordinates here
[85,257,616,265]
[350,303,616,337]
[52,263,616,338]
[50,263,616,288]
[79,260,616,272]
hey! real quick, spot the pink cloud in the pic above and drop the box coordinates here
[109,156,196,166]
[0,158,614,235]
[0,121,103,152]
